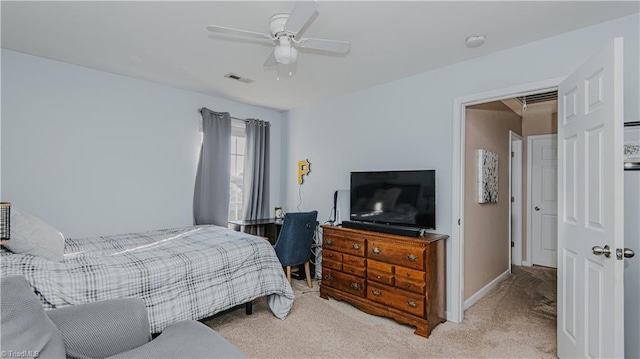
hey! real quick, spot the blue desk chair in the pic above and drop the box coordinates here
[273,211,318,288]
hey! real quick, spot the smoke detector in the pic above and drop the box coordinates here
[466,34,486,48]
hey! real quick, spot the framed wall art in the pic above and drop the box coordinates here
[477,149,499,203]
[624,122,640,170]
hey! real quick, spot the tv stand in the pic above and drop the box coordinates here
[341,221,422,237]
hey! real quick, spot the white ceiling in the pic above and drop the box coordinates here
[2,1,638,112]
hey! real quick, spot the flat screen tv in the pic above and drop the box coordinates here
[350,170,436,230]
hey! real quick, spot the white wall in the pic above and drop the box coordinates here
[624,171,640,359]
[282,13,639,330]
[1,49,283,238]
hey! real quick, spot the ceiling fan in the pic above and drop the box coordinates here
[206,0,351,68]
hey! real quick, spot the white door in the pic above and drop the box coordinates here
[557,37,625,358]
[530,135,558,268]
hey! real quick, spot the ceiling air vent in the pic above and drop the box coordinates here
[516,90,558,105]
[224,73,254,84]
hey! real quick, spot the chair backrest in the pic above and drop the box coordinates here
[273,211,318,266]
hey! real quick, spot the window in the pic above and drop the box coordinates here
[229,121,246,221]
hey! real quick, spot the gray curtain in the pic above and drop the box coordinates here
[242,119,270,222]
[193,108,231,226]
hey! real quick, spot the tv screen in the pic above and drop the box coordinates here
[350,170,436,230]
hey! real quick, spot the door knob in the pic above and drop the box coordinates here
[616,248,635,259]
[592,245,612,258]
[534,206,540,211]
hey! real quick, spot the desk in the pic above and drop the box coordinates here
[228,218,283,245]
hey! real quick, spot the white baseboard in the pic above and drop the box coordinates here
[463,269,511,310]
[521,260,533,267]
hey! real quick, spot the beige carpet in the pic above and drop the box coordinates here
[203,266,556,358]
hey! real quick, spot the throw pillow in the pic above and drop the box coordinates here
[5,207,65,262]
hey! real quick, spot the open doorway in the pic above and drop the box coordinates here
[449,77,563,322]
[459,91,558,311]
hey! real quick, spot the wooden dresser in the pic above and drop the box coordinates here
[319,225,447,338]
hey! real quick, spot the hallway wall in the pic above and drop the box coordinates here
[464,101,522,300]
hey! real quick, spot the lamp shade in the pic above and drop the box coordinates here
[0,202,11,240]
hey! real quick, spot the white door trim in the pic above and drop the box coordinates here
[510,131,523,266]
[526,134,557,267]
[451,77,564,323]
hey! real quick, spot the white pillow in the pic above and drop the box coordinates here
[5,207,65,262]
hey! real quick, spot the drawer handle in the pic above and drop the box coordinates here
[323,275,333,281]
[406,300,418,308]
[350,283,361,291]
[404,283,412,288]
[371,289,381,296]
[372,247,381,254]
[327,253,334,258]
[325,238,333,245]
[352,243,361,250]
[406,254,419,262]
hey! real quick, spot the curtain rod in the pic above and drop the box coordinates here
[198,108,244,121]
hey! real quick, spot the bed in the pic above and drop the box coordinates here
[0,224,295,333]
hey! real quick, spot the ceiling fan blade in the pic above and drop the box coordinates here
[296,38,351,54]
[284,0,318,35]
[206,25,272,41]
[263,49,277,67]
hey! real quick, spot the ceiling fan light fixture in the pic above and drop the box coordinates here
[274,41,298,65]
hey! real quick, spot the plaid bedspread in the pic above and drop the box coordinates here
[0,225,295,333]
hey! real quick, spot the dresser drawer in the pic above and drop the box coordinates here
[367,283,425,317]
[322,269,366,298]
[368,240,425,270]
[368,268,394,286]
[367,259,394,273]
[395,266,425,282]
[323,249,343,263]
[343,263,366,277]
[323,258,342,271]
[343,253,365,267]
[395,277,426,294]
[323,235,365,256]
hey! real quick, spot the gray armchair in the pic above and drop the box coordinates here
[1,275,247,359]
